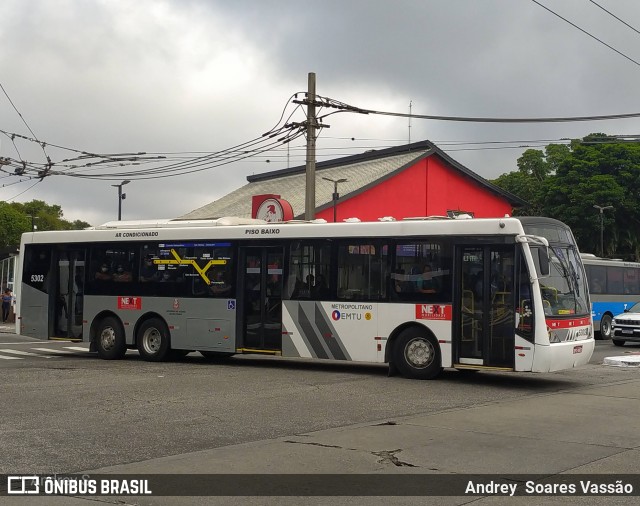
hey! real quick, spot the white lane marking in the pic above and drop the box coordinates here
[0,354,21,360]
[63,347,92,352]
[0,342,84,346]
[0,349,55,358]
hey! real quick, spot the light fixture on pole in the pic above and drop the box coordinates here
[26,215,38,231]
[322,177,348,222]
[112,180,131,221]
[593,204,613,257]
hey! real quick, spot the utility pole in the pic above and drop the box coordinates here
[305,72,317,220]
[322,177,348,222]
[408,100,412,145]
[112,180,131,221]
[593,204,613,257]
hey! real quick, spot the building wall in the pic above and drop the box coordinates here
[315,156,512,222]
[425,158,512,218]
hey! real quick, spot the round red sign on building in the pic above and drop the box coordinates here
[253,196,294,223]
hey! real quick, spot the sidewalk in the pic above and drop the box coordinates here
[0,322,17,334]
[64,376,637,504]
[4,324,639,504]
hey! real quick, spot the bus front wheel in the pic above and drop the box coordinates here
[393,327,442,380]
[137,318,170,361]
[600,314,612,340]
[95,316,127,360]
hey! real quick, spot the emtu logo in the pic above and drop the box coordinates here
[331,310,341,321]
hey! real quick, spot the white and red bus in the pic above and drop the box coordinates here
[16,215,593,379]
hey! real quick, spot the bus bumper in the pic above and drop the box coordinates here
[532,339,595,372]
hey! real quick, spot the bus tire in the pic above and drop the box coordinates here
[95,316,127,360]
[199,351,235,360]
[612,339,625,347]
[137,318,170,362]
[600,314,612,340]
[393,327,442,380]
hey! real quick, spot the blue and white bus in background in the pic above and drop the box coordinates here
[581,253,640,339]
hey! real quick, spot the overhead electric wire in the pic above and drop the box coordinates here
[531,0,640,67]
[0,130,302,180]
[62,128,307,181]
[3,86,639,187]
[313,91,640,123]
[3,178,41,201]
[0,82,51,164]
[589,0,640,37]
[58,103,305,178]
[0,98,305,181]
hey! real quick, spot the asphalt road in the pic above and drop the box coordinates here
[1,332,636,477]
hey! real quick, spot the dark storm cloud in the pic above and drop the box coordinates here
[1,0,640,225]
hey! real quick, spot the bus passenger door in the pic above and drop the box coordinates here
[52,249,85,340]
[454,245,515,369]
[239,247,284,351]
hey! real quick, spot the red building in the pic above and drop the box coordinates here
[180,140,526,221]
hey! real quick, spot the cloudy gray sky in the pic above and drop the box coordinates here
[2,0,640,226]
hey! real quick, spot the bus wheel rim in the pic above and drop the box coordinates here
[100,327,116,351]
[142,328,161,354]
[405,337,433,369]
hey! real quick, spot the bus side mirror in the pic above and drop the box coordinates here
[538,248,550,277]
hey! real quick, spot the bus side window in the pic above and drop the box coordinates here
[586,265,606,294]
[288,240,331,300]
[23,245,51,293]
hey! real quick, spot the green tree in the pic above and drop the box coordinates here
[0,199,91,255]
[492,134,640,260]
[0,203,30,249]
[492,144,567,215]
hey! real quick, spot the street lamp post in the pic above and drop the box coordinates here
[322,177,348,222]
[593,204,614,257]
[26,215,38,231]
[112,180,131,221]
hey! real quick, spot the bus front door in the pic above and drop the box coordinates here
[240,247,284,352]
[455,245,515,369]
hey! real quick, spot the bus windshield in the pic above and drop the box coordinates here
[533,245,590,317]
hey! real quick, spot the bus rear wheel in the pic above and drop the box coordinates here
[600,314,612,340]
[137,318,170,362]
[95,316,127,360]
[393,327,442,380]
